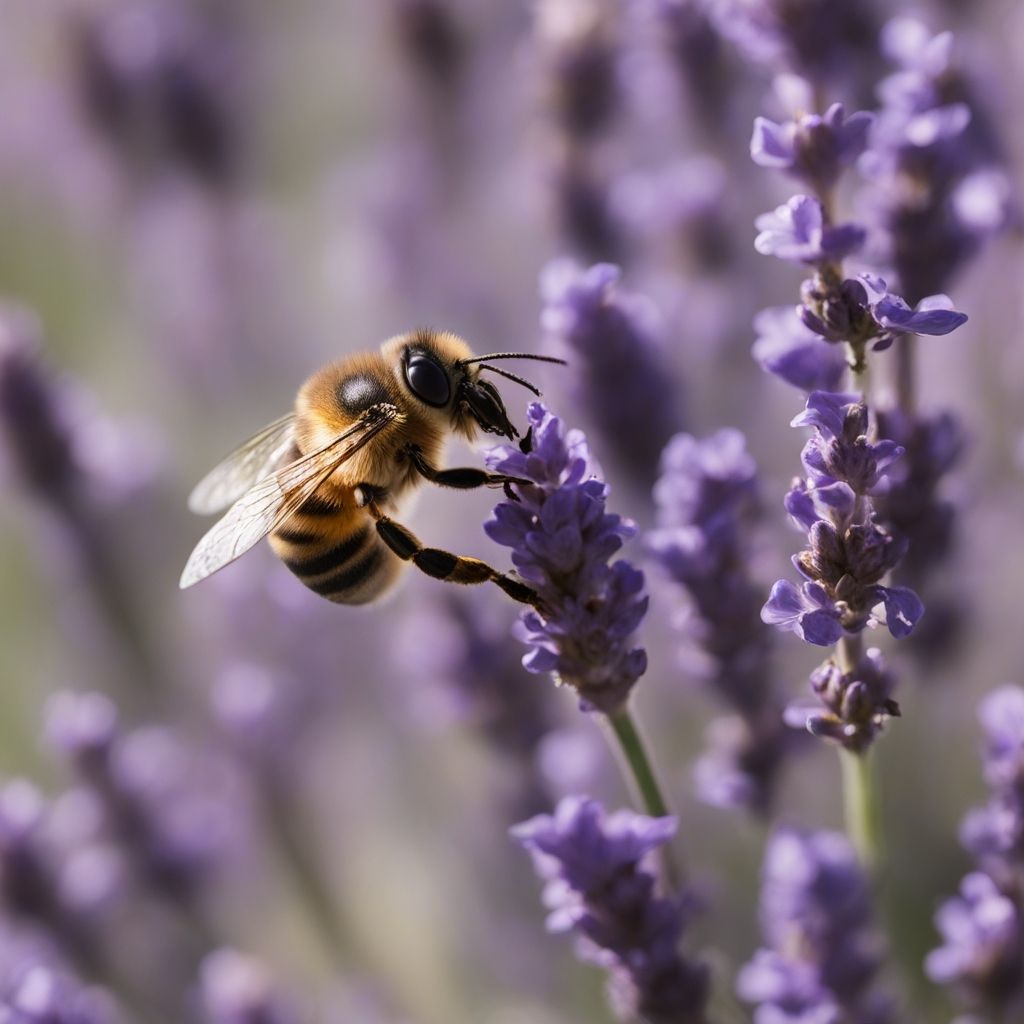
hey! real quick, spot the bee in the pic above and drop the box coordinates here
[179,330,562,608]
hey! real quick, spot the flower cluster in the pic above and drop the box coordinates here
[738,829,892,1022]
[540,260,682,486]
[647,429,792,813]
[760,392,920,748]
[513,796,709,1023]
[763,391,922,647]
[927,686,1024,1016]
[862,16,1010,307]
[485,403,649,715]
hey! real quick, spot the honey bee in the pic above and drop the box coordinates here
[179,331,562,608]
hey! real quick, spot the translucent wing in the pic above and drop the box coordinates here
[180,404,399,589]
[188,413,298,515]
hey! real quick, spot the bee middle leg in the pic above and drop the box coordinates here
[403,445,528,499]
[365,499,542,610]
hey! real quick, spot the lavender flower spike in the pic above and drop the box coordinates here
[485,403,649,715]
[738,829,892,1023]
[927,685,1024,1016]
[513,796,709,1023]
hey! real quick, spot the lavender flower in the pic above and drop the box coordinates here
[647,429,792,812]
[45,692,236,907]
[862,16,1010,306]
[390,0,465,95]
[535,0,622,259]
[761,391,923,647]
[753,195,865,266]
[708,0,880,91]
[540,261,683,486]
[198,949,297,1024]
[73,2,242,186]
[751,104,873,195]
[513,796,709,1023]
[752,306,846,393]
[784,647,899,753]
[485,403,648,715]
[737,829,891,1023]
[0,960,121,1024]
[927,686,1024,1016]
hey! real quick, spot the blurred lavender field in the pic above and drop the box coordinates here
[1,1,1024,1021]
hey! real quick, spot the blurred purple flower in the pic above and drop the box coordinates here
[647,429,793,812]
[754,196,865,266]
[485,403,649,715]
[738,829,891,1022]
[751,104,873,193]
[926,873,1024,1006]
[928,685,1024,1016]
[752,306,846,392]
[0,959,121,1024]
[72,1,243,186]
[198,949,297,1024]
[709,0,880,89]
[513,796,709,1023]
[540,260,683,485]
[391,0,466,95]
[45,692,239,907]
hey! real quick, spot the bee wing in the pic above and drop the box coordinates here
[179,404,399,589]
[188,413,298,515]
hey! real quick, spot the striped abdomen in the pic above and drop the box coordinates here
[269,491,402,605]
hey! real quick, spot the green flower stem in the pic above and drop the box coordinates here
[606,706,683,890]
[840,745,882,871]
[835,632,882,869]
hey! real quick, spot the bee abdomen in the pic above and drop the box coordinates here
[273,523,398,605]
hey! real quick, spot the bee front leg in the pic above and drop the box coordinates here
[364,498,542,610]
[402,445,529,497]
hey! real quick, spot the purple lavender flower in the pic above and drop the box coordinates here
[0,960,121,1024]
[738,829,891,1023]
[45,692,237,906]
[650,0,731,137]
[485,403,648,715]
[928,685,1024,1016]
[751,104,873,194]
[513,796,709,1023]
[709,0,881,90]
[540,260,683,485]
[785,647,900,752]
[752,307,846,392]
[198,949,297,1024]
[926,873,1024,1005]
[647,429,793,812]
[754,196,865,266]
[73,2,242,186]
[862,16,1010,306]
[762,390,923,646]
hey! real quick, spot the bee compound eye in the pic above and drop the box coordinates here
[405,354,451,407]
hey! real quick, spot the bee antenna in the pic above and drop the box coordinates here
[460,352,567,367]
[477,363,542,396]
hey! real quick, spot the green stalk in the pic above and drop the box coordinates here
[836,633,883,869]
[840,745,882,870]
[606,706,683,889]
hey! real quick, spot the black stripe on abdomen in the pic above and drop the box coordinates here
[282,528,370,577]
[306,545,385,598]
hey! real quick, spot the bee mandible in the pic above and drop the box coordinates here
[179,331,563,608]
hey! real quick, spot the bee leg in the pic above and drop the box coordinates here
[403,445,530,494]
[365,500,543,610]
